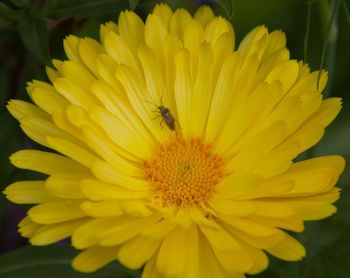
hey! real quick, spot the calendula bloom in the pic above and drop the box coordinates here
[4,3,345,278]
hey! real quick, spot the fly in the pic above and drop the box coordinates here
[157,105,175,131]
[144,96,176,131]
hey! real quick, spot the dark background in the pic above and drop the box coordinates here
[0,0,349,277]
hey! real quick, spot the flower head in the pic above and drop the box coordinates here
[4,4,345,277]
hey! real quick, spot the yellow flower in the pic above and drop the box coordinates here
[4,4,345,278]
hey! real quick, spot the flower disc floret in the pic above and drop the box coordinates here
[145,138,222,207]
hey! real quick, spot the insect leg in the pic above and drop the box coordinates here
[152,114,161,120]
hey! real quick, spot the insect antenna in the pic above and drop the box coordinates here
[143,98,158,107]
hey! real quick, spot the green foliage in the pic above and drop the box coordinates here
[129,0,139,11]
[46,0,129,18]
[17,17,50,64]
[215,0,234,19]
[0,245,141,278]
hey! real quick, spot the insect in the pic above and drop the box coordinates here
[144,96,176,131]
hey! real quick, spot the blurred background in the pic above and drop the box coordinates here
[0,0,349,277]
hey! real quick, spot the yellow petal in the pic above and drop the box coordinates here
[26,79,55,98]
[80,179,149,201]
[197,233,225,278]
[170,8,192,41]
[157,226,187,276]
[72,246,118,273]
[119,200,153,217]
[224,222,285,249]
[82,127,144,176]
[255,48,290,84]
[174,49,193,138]
[141,219,176,239]
[188,208,220,229]
[261,96,302,134]
[91,160,150,191]
[245,245,269,274]
[61,60,95,90]
[10,150,89,175]
[248,179,295,199]
[104,31,141,75]
[212,246,253,273]
[306,97,342,127]
[141,254,162,278]
[45,136,98,168]
[118,236,162,269]
[199,225,242,252]
[80,200,123,217]
[152,3,173,30]
[45,174,85,199]
[118,10,145,52]
[51,108,82,139]
[194,5,215,28]
[266,232,305,261]
[220,215,278,237]
[78,38,105,76]
[95,53,122,91]
[269,155,345,196]
[205,52,240,141]
[18,216,42,238]
[4,181,58,204]
[216,173,261,199]
[99,216,160,246]
[53,77,100,109]
[31,87,69,114]
[46,65,60,83]
[100,21,118,45]
[209,198,257,217]
[250,215,304,232]
[238,26,268,59]
[163,34,183,102]
[30,218,88,245]
[204,16,235,47]
[116,64,172,143]
[215,81,282,156]
[19,117,72,148]
[91,80,154,148]
[225,121,286,172]
[265,60,299,96]
[211,32,235,87]
[89,106,154,160]
[144,13,168,66]
[183,224,199,278]
[191,42,214,136]
[137,43,165,104]
[184,19,204,76]
[28,201,86,224]
[262,30,287,60]
[72,217,125,249]
[63,35,82,64]
[7,99,50,121]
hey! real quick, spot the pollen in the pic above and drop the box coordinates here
[144,137,223,207]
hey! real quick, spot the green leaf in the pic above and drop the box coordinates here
[215,0,235,20]
[17,17,51,64]
[0,245,141,278]
[30,0,49,18]
[10,0,30,8]
[129,0,139,11]
[0,3,27,21]
[47,0,130,19]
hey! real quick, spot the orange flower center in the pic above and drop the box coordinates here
[144,138,223,207]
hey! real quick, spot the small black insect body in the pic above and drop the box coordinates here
[144,97,176,131]
[158,105,175,131]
